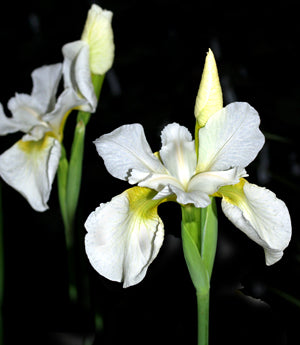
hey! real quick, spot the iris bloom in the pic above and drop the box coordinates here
[85,52,291,288]
[0,64,84,211]
[0,4,114,212]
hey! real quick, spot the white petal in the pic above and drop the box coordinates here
[62,41,97,112]
[159,123,197,187]
[85,187,164,287]
[221,182,292,265]
[94,124,166,182]
[197,102,265,172]
[0,102,23,135]
[0,135,61,211]
[31,63,62,113]
[7,93,47,132]
[81,4,114,75]
[189,167,247,196]
[43,88,85,137]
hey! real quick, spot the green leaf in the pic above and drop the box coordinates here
[200,198,218,278]
[181,220,210,293]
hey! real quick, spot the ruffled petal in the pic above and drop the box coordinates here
[197,102,265,172]
[81,4,114,75]
[159,123,197,187]
[62,40,97,112]
[94,124,166,182]
[219,180,292,265]
[0,135,61,211]
[31,63,62,113]
[85,187,165,287]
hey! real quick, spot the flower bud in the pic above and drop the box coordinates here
[81,4,115,75]
[194,49,223,127]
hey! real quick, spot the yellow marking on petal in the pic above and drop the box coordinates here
[213,178,247,206]
[194,49,223,128]
[127,187,169,219]
[17,133,56,154]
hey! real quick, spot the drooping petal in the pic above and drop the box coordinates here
[94,124,166,182]
[218,179,292,265]
[81,4,114,75]
[85,187,165,287]
[62,40,97,112]
[197,102,265,172]
[159,123,197,187]
[0,135,61,211]
[31,63,62,113]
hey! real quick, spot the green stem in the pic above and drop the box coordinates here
[197,291,209,345]
[181,201,218,345]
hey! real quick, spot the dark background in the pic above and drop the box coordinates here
[1,1,300,344]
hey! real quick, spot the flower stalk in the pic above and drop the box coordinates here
[57,73,106,303]
[0,182,4,345]
[181,199,218,345]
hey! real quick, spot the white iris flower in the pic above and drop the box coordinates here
[85,52,291,288]
[0,64,84,211]
[0,4,114,212]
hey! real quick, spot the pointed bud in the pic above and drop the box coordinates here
[194,49,223,127]
[81,4,115,75]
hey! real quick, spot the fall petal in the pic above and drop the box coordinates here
[0,135,61,211]
[220,181,292,265]
[85,187,164,287]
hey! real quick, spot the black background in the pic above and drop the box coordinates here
[1,1,300,344]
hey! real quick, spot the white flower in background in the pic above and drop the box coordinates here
[85,51,291,288]
[0,64,84,211]
[62,4,114,112]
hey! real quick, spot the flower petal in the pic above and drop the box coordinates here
[31,63,62,113]
[0,135,61,211]
[81,4,114,75]
[0,103,24,135]
[159,123,197,187]
[85,187,165,287]
[219,180,292,265]
[43,88,85,139]
[7,93,48,133]
[94,124,166,182]
[197,102,265,172]
[62,40,97,112]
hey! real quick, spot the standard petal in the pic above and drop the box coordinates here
[219,180,292,265]
[94,124,166,182]
[62,40,97,112]
[197,102,265,172]
[81,4,114,75]
[31,63,62,113]
[0,135,61,211]
[159,123,197,187]
[85,187,165,287]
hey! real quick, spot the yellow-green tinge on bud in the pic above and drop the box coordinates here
[81,4,115,75]
[194,49,223,127]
